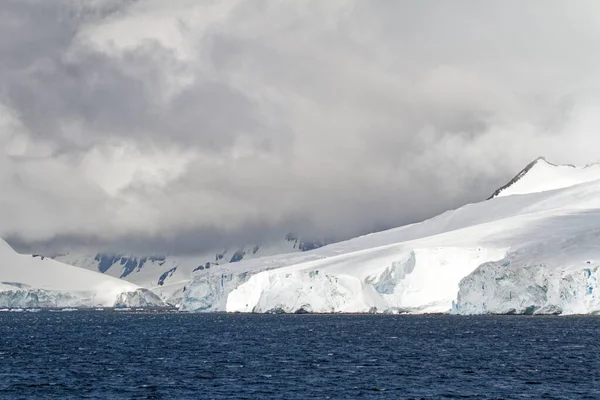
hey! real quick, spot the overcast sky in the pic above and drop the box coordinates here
[2,0,600,255]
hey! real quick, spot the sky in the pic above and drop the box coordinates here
[2,0,600,255]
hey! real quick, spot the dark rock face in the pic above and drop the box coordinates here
[119,257,143,278]
[95,254,121,273]
[230,250,246,263]
[193,262,212,273]
[298,240,324,252]
[265,307,286,314]
[93,254,166,276]
[157,267,178,286]
[488,157,548,199]
[285,233,326,252]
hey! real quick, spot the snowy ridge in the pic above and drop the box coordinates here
[180,159,600,315]
[0,239,164,309]
[488,157,548,199]
[490,157,600,198]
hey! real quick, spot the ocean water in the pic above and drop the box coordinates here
[0,313,598,399]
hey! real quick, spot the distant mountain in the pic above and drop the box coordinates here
[53,235,329,305]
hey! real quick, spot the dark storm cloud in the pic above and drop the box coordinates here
[3,0,600,255]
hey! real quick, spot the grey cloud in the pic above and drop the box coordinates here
[3,0,600,255]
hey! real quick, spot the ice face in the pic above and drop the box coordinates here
[454,261,600,315]
[0,288,93,309]
[454,234,600,316]
[226,270,363,314]
[179,247,507,314]
[0,286,165,309]
[179,271,256,312]
[113,289,166,308]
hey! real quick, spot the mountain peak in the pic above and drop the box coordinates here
[488,157,547,199]
[489,157,600,199]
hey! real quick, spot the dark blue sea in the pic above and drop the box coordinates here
[0,313,598,399]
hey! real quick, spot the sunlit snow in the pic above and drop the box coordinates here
[179,159,600,315]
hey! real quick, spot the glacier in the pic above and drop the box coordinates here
[180,158,600,315]
[0,239,165,309]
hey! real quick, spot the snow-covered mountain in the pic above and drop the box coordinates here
[54,235,327,305]
[179,157,600,315]
[489,157,600,198]
[0,238,164,309]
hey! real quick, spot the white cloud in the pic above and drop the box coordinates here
[3,0,600,254]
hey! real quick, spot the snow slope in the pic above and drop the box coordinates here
[181,158,600,315]
[54,235,327,305]
[0,239,164,308]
